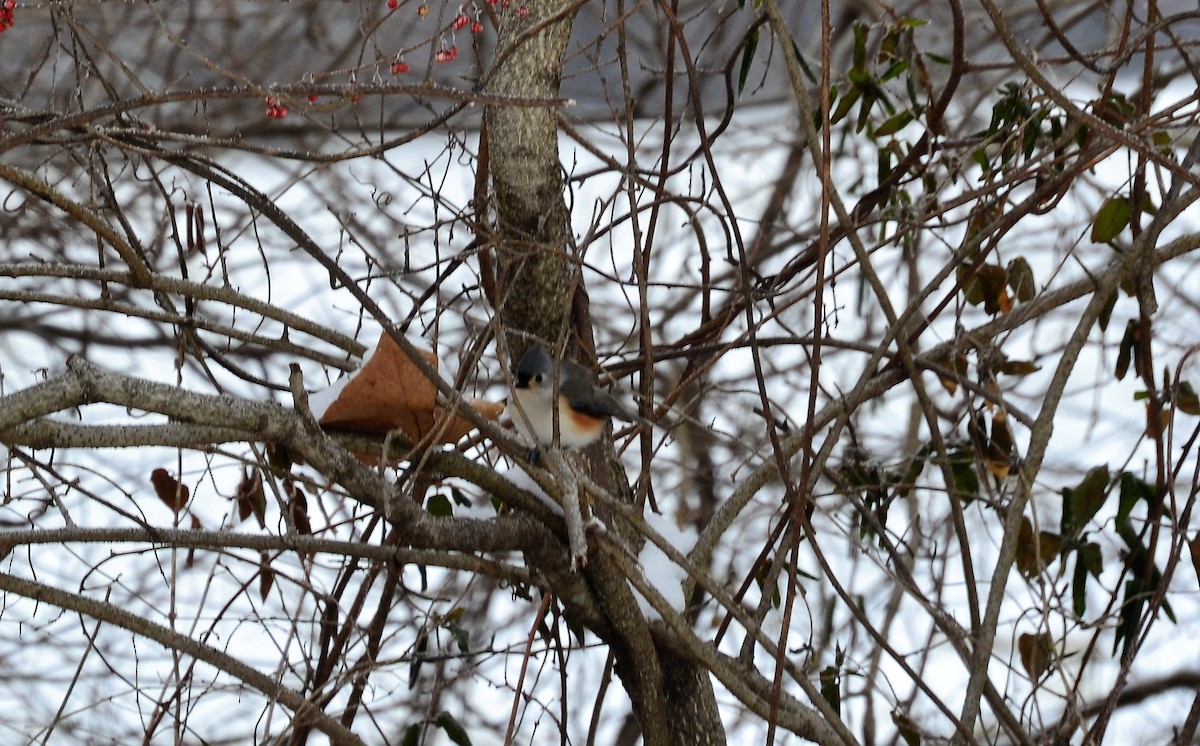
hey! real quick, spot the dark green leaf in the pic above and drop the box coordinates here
[880,59,910,82]
[949,447,980,501]
[447,622,471,654]
[1177,381,1200,415]
[1072,547,1090,616]
[426,493,453,517]
[1098,290,1118,332]
[1091,196,1131,243]
[926,52,950,64]
[972,147,991,173]
[852,22,869,72]
[831,86,862,124]
[401,724,422,746]
[1061,466,1109,538]
[1079,541,1103,576]
[1117,471,1155,528]
[436,711,474,746]
[875,110,914,136]
[820,665,841,716]
[1006,256,1036,302]
[409,633,428,689]
[792,40,817,84]
[738,29,760,96]
[1115,320,1135,381]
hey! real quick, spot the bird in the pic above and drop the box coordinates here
[510,342,649,449]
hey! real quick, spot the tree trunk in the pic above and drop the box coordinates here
[483,4,726,745]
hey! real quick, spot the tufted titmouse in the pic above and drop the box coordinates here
[510,342,649,448]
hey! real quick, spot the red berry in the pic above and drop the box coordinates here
[470,21,483,33]
[307,94,318,102]
[392,60,409,74]
[387,0,399,7]
[516,5,527,16]
[417,3,429,16]
[447,45,458,60]
[452,13,469,30]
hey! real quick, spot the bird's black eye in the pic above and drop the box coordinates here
[534,373,544,384]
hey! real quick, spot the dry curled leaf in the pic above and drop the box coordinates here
[149,468,189,513]
[287,481,312,536]
[287,482,314,562]
[235,468,266,528]
[1018,631,1054,681]
[259,551,274,601]
[317,334,503,447]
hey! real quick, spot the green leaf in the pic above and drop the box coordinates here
[426,493,453,517]
[1022,118,1041,159]
[1091,196,1131,243]
[436,711,474,746]
[1177,381,1200,415]
[401,724,422,746]
[949,447,979,502]
[875,110,914,136]
[820,665,841,716]
[880,59,910,82]
[926,52,951,64]
[831,86,861,124]
[1115,320,1135,381]
[1072,546,1091,616]
[1061,466,1109,538]
[1006,256,1036,302]
[1117,471,1155,528]
[1098,290,1118,332]
[409,633,428,689]
[738,28,760,96]
[852,22,869,72]
[972,147,991,173]
[792,40,817,84]
[447,622,471,654]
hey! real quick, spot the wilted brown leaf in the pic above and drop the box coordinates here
[318,334,503,448]
[1015,516,1057,577]
[259,552,274,601]
[235,468,266,528]
[1189,533,1200,588]
[149,469,189,513]
[1018,631,1054,681]
[288,481,312,536]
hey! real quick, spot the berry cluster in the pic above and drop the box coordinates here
[264,97,288,119]
[0,0,16,32]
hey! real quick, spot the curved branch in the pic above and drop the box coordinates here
[0,571,366,746]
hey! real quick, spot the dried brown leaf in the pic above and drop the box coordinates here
[149,468,189,513]
[318,334,503,448]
